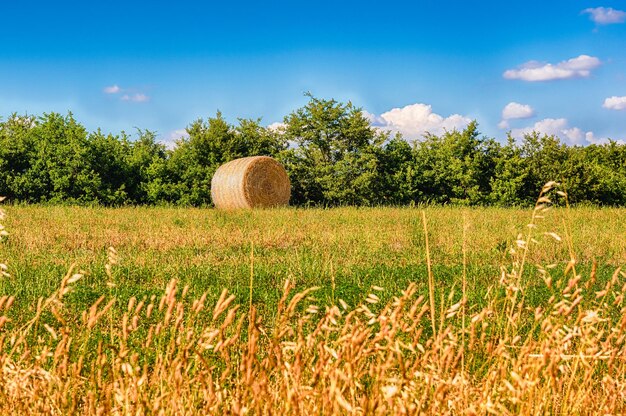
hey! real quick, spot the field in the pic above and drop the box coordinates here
[1,195,626,413]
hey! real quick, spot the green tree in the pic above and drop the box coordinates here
[565,142,626,205]
[152,113,285,205]
[279,94,384,205]
[413,121,497,205]
[376,134,422,205]
[0,114,37,201]
[0,113,101,203]
[87,129,167,205]
[518,132,568,202]
[489,135,528,206]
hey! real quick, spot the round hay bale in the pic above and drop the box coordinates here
[211,156,291,209]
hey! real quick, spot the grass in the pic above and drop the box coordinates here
[1,190,626,413]
[1,203,625,325]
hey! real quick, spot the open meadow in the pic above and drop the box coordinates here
[4,0,626,414]
[1,194,626,413]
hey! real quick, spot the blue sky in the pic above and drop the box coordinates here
[1,0,625,145]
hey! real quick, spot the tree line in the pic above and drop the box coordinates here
[1,95,625,207]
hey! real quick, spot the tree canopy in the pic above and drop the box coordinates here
[1,96,625,207]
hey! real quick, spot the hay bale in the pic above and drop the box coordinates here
[211,156,291,209]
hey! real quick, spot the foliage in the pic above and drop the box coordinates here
[145,113,286,205]
[412,121,498,205]
[1,96,626,206]
[278,94,385,205]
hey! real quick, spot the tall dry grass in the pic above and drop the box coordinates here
[1,186,626,414]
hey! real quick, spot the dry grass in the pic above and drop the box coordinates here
[1,190,626,414]
[211,156,291,210]
[4,205,626,270]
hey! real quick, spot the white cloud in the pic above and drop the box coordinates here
[509,118,625,145]
[498,102,535,129]
[362,110,385,125]
[159,129,188,150]
[502,101,534,120]
[582,7,626,25]
[121,93,149,103]
[103,85,121,94]
[510,118,590,145]
[498,120,510,130]
[168,129,188,140]
[585,131,626,145]
[503,55,601,82]
[373,103,471,140]
[603,96,626,110]
[104,85,150,102]
[267,122,286,132]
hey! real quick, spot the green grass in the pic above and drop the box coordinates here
[1,205,625,335]
[3,204,626,413]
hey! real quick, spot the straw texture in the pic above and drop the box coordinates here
[211,156,291,209]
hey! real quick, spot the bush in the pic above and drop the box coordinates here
[1,97,626,207]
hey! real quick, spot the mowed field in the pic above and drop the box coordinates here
[2,205,626,318]
[1,203,626,413]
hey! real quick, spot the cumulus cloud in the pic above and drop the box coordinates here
[121,93,149,103]
[362,110,385,125]
[103,85,121,94]
[603,96,626,110]
[585,131,626,145]
[499,102,535,129]
[502,102,535,120]
[159,129,188,150]
[168,129,188,140]
[497,120,511,130]
[371,103,471,140]
[267,122,286,132]
[582,7,626,25]
[503,55,601,82]
[510,118,591,145]
[509,117,625,145]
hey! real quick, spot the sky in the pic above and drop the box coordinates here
[1,0,625,146]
